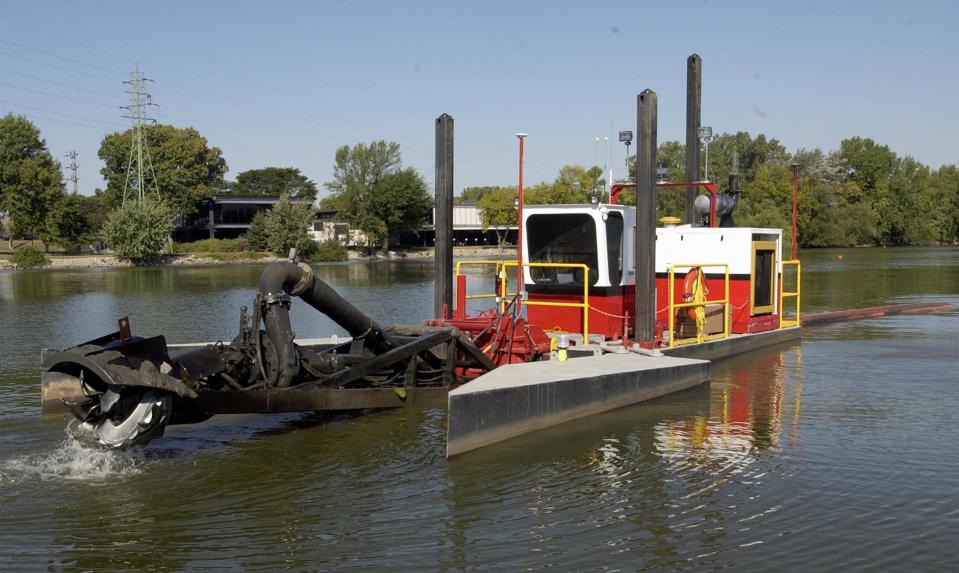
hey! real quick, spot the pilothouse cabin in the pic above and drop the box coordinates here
[521,203,788,346]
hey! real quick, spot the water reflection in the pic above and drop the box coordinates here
[657,346,804,462]
[441,343,812,568]
[445,386,733,568]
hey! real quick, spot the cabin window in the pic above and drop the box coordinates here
[750,241,777,314]
[527,214,599,286]
[605,212,624,286]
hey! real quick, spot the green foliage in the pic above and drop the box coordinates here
[260,194,317,257]
[245,211,270,251]
[324,141,431,254]
[2,214,22,248]
[617,132,959,247]
[98,124,228,216]
[477,186,518,248]
[0,114,67,239]
[456,186,499,204]
[79,192,111,237]
[311,239,348,262]
[171,238,249,253]
[525,165,605,205]
[200,251,267,262]
[41,193,91,250]
[229,167,318,201]
[100,196,175,263]
[12,245,48,269]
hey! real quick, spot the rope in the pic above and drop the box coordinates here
[587,305,628,319]
[586,304,681,320]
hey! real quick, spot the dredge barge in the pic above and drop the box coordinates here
[38,55,950,456]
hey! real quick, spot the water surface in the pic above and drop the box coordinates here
[1,248,957,571]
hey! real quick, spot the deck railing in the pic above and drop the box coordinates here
[667,263,731,347]
[453,260,512,304]
[453,260,591,341]
[500,261,590,341]
[780,259,801,328]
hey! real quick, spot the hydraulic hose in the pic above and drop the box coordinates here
[257,261,396,387]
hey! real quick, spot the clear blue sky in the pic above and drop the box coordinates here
[1,1,957,199]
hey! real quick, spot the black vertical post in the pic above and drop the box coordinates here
[685,54,701,225]
[635,90,658,344]
[434,113,454,319]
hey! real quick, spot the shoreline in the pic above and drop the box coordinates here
[0,246,513,271]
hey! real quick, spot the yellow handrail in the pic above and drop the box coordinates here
[667,263,731,347]
[454,260,515,301]
[500,261,590,341]
[780,259,801,328]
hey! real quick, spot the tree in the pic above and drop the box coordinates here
[98,124,228,216]
[79,191,112,237]
[370,168,432,252]
[523,165,604,205]
[477,186,517,250]
[100,195,175,263]
[229,167,318,201]
[41,194,91,250]
[0,114,67,241]
[245,211,270,251]
[457,186,499,204]
[260,194,316,257]
[622,142,686,216]
[552,165,605,202]
[325,141,431,254]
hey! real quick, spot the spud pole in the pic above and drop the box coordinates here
[515,133,527,314]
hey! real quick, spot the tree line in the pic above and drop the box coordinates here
[3,111,957,264]
[470,133,959,249]
[0,113,430,262]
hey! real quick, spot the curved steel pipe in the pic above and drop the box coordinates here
[257,261,396,387]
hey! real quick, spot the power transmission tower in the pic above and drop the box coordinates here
[65,150,78,195]
[121,66,160,204]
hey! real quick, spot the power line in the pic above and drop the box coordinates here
[0,38,127,76]
[0,35,610,184]
[0,16,133,71]
[0,50,121,82]
[0,98,120,126]
[0,81,121,108]
[0,66,127,99]
[2,35,602,152]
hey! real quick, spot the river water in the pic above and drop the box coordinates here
[0,247,957,572]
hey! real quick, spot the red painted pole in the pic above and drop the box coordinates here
[516,134,526,313]
[790,163,799,259]
[707,182,718,228]
[454,274,466,319]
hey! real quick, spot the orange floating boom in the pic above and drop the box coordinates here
[801,302,954,326]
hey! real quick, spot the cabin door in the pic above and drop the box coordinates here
[750,241,777,315]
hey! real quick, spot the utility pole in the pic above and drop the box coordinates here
[65,150,78,195]
[121,66,160,204]
[515,133,527,315]
[790,162,800,259]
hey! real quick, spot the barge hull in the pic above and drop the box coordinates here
[447,354,709,458]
